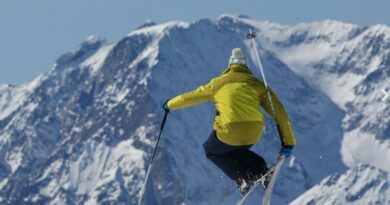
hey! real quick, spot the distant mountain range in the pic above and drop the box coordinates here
[0,14,388,204]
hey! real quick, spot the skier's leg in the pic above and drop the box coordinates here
[236,150,268,177]
[203,131,251,181]
[206,152,248,181]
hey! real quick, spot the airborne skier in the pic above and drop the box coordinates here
[162,48,296,194]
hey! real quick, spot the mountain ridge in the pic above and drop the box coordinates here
[0,15,388,204]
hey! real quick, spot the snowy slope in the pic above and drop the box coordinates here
[0,79,41,120]
[0,15,388,205]
[0,84,16,118]
[291,164,390,205]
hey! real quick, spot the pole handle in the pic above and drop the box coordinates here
[160,110,169,130]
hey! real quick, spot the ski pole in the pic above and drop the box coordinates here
[137,110,169,205]
[247,29,286,146]
[247,29,287,205]
[247,29,275,115]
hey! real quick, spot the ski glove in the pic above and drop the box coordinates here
[280,146,294,158]
[162,99,170,112]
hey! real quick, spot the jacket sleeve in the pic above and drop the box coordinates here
[167,80,214,110]
[260,88,296,147]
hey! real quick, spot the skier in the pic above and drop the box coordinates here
[162,48,296,194]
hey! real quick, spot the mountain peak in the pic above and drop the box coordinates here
[217,14,241,20]
[128,20,189,37]
[367,24,390,36]
[216,14,255,24]
[84,35,106,44]
[136,19,157,30]
[0,84,13,90]
[55,35,109,69]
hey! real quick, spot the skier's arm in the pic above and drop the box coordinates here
[167,80,214,110]
[260,89,296,147]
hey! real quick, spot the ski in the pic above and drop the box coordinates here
[236,154,285,205]
[262,154,286,205]
[236,166,275,205]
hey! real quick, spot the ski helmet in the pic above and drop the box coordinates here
[229,48,247,65]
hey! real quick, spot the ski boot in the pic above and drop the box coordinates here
[259,173,272,189]
[259,168,273,189]
[248,168,273,190]
[236,178,252,195]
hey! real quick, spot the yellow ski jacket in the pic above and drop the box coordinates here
[167,64,296,146]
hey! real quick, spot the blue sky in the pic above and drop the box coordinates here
[1,0,389,84]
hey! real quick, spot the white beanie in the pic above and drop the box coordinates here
[229,48,247,65]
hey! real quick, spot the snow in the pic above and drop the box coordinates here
[35,124,150,204]
[0,15,389,205]
[133,125,154,146]
[26,102,38,112]
[0,178,8,190]
[128,33,160,86]
[40,178,60,197]
[291,164,390,205]
[85,35,104,44]
[316,72,363,108]
[70,142,111,195]
[128,21,189,37]
[72,138,146,204]
[81,43,115,75]
[7,148,23,173]
[0,72,46,121]
[116,88,130,102]
[38,160,63,181]
[342,130,390,172]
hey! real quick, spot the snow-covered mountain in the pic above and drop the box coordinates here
[235,17,390,171]
[0,15,388,204]
[291,164,390,205]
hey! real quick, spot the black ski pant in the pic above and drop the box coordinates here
[203,131,268,182]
